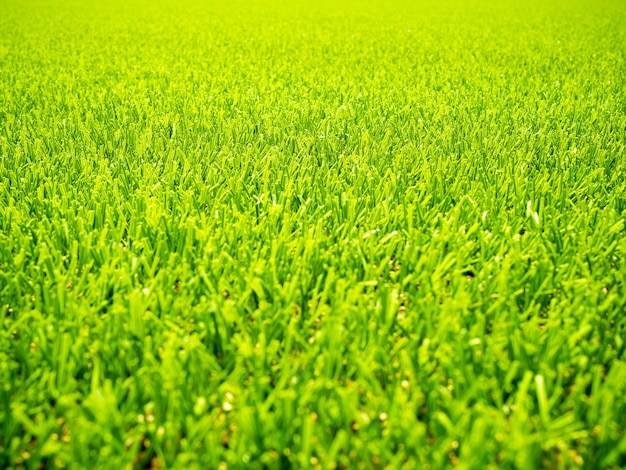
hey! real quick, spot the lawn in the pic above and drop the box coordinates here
[1,0,625,468]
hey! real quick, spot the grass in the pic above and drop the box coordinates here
[1,0,625,468]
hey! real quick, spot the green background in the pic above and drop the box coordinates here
[1,0,625,468]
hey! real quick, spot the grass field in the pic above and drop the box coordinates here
[1,0,626,468]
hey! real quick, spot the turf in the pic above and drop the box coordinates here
[1,0,626,468]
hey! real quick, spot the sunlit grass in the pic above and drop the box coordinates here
[1,0,625,468]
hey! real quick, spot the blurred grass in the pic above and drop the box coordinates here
[0,0,625,468]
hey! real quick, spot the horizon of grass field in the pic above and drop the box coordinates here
[1,0,625,468]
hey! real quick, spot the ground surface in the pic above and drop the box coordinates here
[1,0,626,468]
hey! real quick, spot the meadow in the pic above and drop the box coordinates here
[1,0,625,468]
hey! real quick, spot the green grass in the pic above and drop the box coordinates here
[1,0,626,468]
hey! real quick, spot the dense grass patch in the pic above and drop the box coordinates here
[1,0,625,468]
